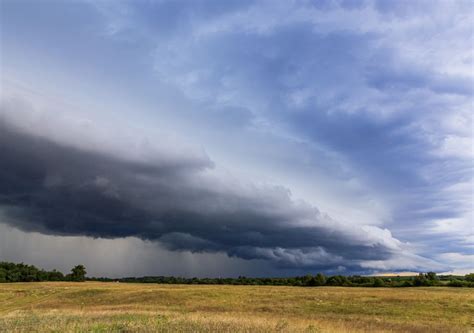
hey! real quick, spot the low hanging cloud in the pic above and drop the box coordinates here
[0,100,445,273]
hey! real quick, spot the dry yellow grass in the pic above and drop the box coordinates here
[0,282,472,332]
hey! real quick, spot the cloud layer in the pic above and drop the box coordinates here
[1,0,472,275]
[0,104,443,273]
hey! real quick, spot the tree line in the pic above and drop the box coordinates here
[0,262,86,282]
[98,272,474,287]
[1,261,473,287]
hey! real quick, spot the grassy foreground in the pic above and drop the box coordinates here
[0,282,472,332]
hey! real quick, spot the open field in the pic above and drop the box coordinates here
[0,282,472,332]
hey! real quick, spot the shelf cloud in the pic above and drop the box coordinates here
[1,0,471,276]
[0,105,442,273]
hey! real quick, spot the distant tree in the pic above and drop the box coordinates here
[306,276,317,286]
[448,279,467,287]
[426,272,438,281]
[465,273,474,282]
[349,275,372,285]
[303,274,313,286]
[48,270,65,281]
[326,275,350,286]
[413,273,425,286]
[401,280,413,287]
[314,273,326,286]
[68,265,87,282]
[373,278,385,287]
[293,279,303,287]
[413,273,434,286]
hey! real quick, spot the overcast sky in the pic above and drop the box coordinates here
[0,0,472,277]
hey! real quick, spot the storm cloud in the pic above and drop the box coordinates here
[1,0,471,275]
[0,105,436,272]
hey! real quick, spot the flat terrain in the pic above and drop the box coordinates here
[0,282,472,332]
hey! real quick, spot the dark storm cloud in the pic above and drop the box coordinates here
[0,115,409,270]
[3,0,469,273]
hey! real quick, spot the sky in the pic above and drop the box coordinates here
[0,0,472,277]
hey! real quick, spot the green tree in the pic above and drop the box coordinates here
[464,273,474,282]
[413,273,433,286]
[68,265,87,282]
[326,275,350,286]
[314,273,326,286]
[426,272,438,281]
[373,278,385,287]
[48,270,65,281]
[303,274,313,286]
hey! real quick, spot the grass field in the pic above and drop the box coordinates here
[0,282,472,332]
